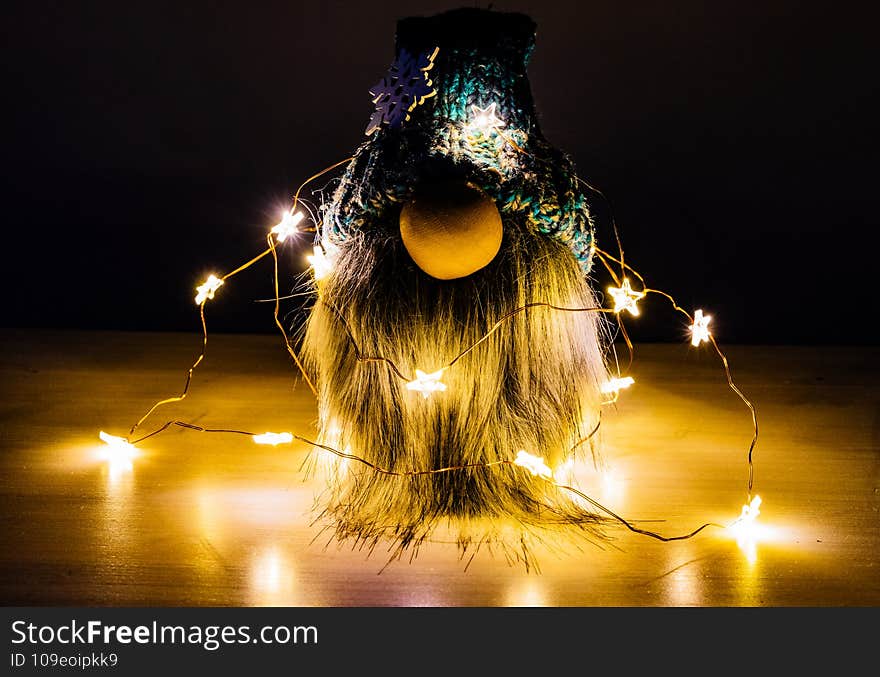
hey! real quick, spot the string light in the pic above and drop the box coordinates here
[469,99,760,553]
[194,274,224,305]
[128,218,758,556]
[306,246,333,280]
[405,369,447,398]
[324,299,608,386]
[252,432,294,446]
[600,376,635,395]
[122,419,730,543]
[119,158,355,437]
[270,210,304,243]
[467,103,505,135]
[103,140,763,560]
[690,308,712,346]
[142,241,757,550]
[514,450,553,479]
[607,277,645,316]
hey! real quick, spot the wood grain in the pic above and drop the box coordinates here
[1,329,877,606]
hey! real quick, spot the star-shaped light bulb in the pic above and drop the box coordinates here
[468,103,505,135]
[97,431,139,476]
[514,450,553,480]
[270,211,304,243]
[607,278,645,316]
[730,495,763,564]
[600,376,635,395]
[306,246,333,281]
[194,274,224,305]
[690,308,712,346]
[252,432,294,446]
[99,431,136,453]
[405,369,447,399]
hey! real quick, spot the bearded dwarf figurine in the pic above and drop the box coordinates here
[301,8,610,566]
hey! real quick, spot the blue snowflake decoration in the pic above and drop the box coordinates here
[365,47,438,135]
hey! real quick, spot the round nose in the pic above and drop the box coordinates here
[399,181,503,280]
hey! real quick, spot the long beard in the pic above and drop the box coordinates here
[300,221,611,568]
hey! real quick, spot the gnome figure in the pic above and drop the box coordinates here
[302,8,609,565]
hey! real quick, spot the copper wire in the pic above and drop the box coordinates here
[125,158,355,433]
[127,302,209,437]
[115,141,760,544]
[128,419,724,542]
[323,299,612,382]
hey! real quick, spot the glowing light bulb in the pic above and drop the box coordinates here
[730,495,762,564]
[405,369,447,399]
[737,495,762,525]
[594,465,628,506]
[252,432,294,446]
[467,103,505,135]
[607,278,645,316]
[514,450,552,480]
[306,246,333,280]
[553,458,575,483]
[690,308,712,346]
[97,431,139,475]
[601,376,635,395]
[99,431,135,451]
[195,274,224,305]
[271,211,304,243]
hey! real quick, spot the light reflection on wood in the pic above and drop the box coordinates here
[0,330,877,606]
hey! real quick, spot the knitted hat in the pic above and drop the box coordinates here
[322,7,595,273]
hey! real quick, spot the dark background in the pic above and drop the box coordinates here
[3,1,877,344]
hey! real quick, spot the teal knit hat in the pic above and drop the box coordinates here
[323,7,595,273]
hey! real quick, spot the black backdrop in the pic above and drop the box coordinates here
[4,1,877,344]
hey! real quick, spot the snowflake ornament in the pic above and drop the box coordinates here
[365,47,439,135]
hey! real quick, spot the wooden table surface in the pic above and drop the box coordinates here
[1,329,877,606]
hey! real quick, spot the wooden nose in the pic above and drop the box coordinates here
[399,181,503,280]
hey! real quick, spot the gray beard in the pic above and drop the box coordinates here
[300,221,611,567]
